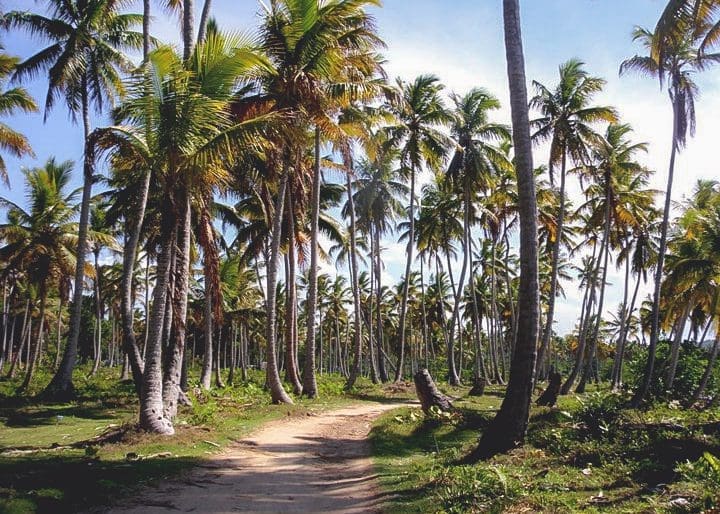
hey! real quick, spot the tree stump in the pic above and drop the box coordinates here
[536,368,562,407]
[469,377,486,397]
[414,368,453,414]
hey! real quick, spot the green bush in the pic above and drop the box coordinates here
[576,391,625,438]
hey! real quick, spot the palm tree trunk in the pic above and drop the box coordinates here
[611,248,632,388]
[302,127,322,397]
[374,227,388,382]
[345,160,363,389]
[163,195,192,419]
[43,87,93,401]
[143,0,151,58]
[537,150,566,378]
[475,0,539,458]
[196,0,213,44]
[183,0,195,61]
[632,96,679,407]
[140,219,175,435]
[19,286,47,392]
[666,303,690,389]
[90,250,103,377]
[285,202,302,394]
[200,265,213,390]
[265,172,293,404]
[689,323,719,406]
[395,163,416,382]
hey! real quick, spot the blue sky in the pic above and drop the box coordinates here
[1,0,719,334]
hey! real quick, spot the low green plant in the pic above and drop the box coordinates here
[576,391,625,438]
[431,464,518,514]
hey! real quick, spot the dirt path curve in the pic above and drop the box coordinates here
[106,402,408,514]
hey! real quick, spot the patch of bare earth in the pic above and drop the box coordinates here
[103,402,406,514]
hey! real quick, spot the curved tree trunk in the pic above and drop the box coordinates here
[632,94,679,407]
[285,202,302,395]
[689,327,720,407]
[182,0,195,61]
[19,286,47,392]
[43,90,93,401]
[665,304,690,390]
[196,0,212,45]
[475,0,539,458]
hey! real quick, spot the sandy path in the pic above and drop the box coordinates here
[105,402,406,514]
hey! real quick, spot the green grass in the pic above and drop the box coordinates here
[370,384,720,513]
[0,365,379,514]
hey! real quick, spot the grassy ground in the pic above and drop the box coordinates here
[370,384,720,513]
[0,365,379,514]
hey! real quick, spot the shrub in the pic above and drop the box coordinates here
[576,391,625,438]
[432,464,518,514]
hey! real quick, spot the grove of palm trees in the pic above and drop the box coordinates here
[2,0,720,512]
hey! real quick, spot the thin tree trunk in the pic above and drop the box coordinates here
[611,247,632,388]
[19,287,47,392]
[43,88,93,401]
[265,172,293,404]
[163,195,192,419]
[196,0,212,44]
[285,191,302,395]
[90,250,102,377]
[344,158,364,389]
[666,304,690,389]
[302,127,322,398]
[200,267,213,390]
[395,163,416,382]
[689,325,719,406]
[537,150,566,378]
[374,227,388,382]
[632,94,679,407]
[183,0,195,61]
[475,0,539,458]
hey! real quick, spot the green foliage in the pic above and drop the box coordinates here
[628,341,713,402]
[432,464,518,514]
[676,452,720,510]
[576,391,626,438]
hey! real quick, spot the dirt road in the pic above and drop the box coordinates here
[105,402,405,514]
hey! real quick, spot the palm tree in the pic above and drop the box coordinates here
[386,74,450,382]
[0,159,87,391]
[530,60,617,378]
[621,25,720,406]
[0,49,37,185]
[446,88,511,386]
[474,0,539,459]
[571,123,651,393]
[5,0,143,400]
[97,32,273,432]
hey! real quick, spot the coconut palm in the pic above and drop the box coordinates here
[446,88,511,386]
[385,74,450,382]
[95,30,274,432]
[474,0,540,458]
[0,159,97,391]
[5,0,143,400]
[621,25,720,406]
[530,60,617,378]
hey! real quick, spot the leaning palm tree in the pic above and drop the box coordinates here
[530,60,617,378]
[385,74,450,382]
[5,0,143,400]
[621,25,720,406]
[97,32,274,433]
[0,49,37,185]
[473,0,540,459]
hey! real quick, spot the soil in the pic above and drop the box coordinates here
[104,402,407,513]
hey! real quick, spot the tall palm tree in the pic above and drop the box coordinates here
[0,159,98,391]
[0,49,37,185]
[5,0,143,400]
[97,32,273,432]
[446,88,511,386]
[474,0,539,458]
[621,25,720,406]
[386,74,450,382]
[530,60,617,378]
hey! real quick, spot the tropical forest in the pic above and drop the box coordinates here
[2,0,720,512]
